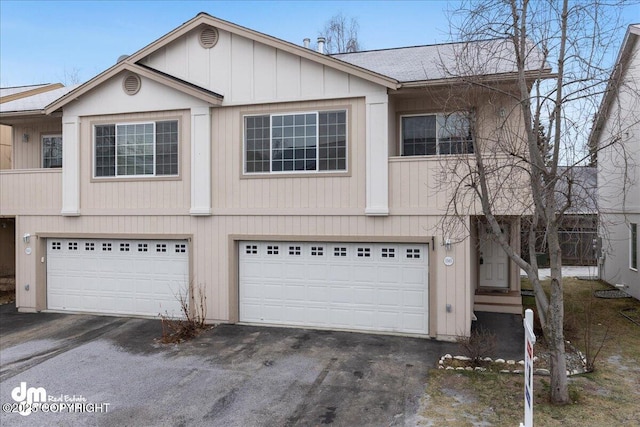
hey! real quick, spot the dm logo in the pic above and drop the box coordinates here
[11,382,47,416]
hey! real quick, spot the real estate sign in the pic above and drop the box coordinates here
[521,309,536,427]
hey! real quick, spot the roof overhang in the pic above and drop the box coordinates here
[44,62,223,115]
[0,83,64,104]
[0,110,62,126]
[396,68,555,90]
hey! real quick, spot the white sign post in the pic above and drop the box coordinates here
[520,309,536,427]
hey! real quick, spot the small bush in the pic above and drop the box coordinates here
[159,283,209,344]
[457,326,497,366]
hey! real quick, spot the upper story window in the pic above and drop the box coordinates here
[42,134,62,168]
[244,110,347,174]
[401,112,473,156]
[94,120,178,178]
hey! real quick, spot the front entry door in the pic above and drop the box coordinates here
[479,224,510,289]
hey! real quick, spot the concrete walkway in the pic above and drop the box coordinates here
[520,265,599,279]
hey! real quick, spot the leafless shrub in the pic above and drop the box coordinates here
[581,289,610,372]
[159,283,209,344]
[456,326,497,366]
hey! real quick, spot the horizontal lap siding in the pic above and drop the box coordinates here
[16,214,471,337]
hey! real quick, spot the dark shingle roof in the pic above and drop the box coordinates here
[332,39,548,83]
[556,166,598,214]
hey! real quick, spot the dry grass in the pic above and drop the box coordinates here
[420,277,640,426]
[0,290,15,305]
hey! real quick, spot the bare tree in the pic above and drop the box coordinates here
[319,13,361,53]
[438,0,634,404]
[58,66,82,86]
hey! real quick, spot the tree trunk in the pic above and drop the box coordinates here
[545,221,570,404]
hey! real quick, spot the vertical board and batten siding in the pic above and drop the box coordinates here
[212,97,366,213]
[78,110,191,215]
[0,170,62,215]
[10,121,62,169]
[141,28,387,105]
[388,91,530,216]
[15,214,472,338]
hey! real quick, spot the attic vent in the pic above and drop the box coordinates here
[122,74,141,96]
[199,27,219,49]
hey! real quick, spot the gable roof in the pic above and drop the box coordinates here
[1,83,64,104]
[333,38,551,84]
[45,61,223,115]
[44,13,399,114]
[588,24,640,148]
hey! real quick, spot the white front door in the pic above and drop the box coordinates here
[239,241,429,336]
[479,224,510,289]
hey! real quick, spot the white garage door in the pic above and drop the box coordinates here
[47,238,188,317]
[239,241,429,336]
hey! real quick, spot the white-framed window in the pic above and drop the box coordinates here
[42,134,63,168]
[631,223,638,271]
[401,112,473,156]
[94,120,178,177]
[244,110,347,174]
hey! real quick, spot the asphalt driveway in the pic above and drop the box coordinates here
[0,304,458,426]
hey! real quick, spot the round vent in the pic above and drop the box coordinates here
[122,74,141,96]
[199,26,219,49]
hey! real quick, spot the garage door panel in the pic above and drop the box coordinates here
[306,307,328,323]
[351,265,378,282]
[326,265,351,281]
[377,266,402,283]
[352,287,375,304]
[307,286,328,302]
[402,268,426,284]
[329,286,354,303]
[377,311,401,329]
[403,290,427,307]
[47,238,188,317]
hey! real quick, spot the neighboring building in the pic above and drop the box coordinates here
[0,84,64,170]
[592,24,640,299]
[0,13,551,340]
[522,166,598,267]
[0,84,68,288]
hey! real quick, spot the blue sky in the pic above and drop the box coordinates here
[0,0,461,87]
[1,0,638,88]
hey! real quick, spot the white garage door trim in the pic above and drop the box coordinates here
[47,238,188,317]
[239,241,429,336]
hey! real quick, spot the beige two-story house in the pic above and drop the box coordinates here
[0,13,549,340]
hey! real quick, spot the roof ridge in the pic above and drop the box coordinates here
[332,37,510,56]
[1,83,55,90]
